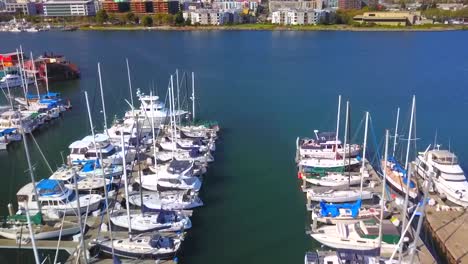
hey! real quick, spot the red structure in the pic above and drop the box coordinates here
[338,0,361,9]
[102,1,120,12]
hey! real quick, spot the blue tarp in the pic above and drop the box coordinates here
[320,199,361,218]
[37,179,61,196]
[388,156,415,188]
[27,92,61,100]
[0,128,16,136]
[82,159,100,172]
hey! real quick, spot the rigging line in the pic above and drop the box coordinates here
[52,209,67,264]
[29,132,53,174]
[368,115,382,172]
[351,114,365,144]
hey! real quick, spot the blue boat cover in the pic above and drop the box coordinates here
[0,128,16,136]
[320,199,361,218]
[82,159,100,172]
[156,211,178,224]
[305,251,319,262]
[37,179,61,196]
[388,156,415,188]
[27,92,61,100]
[337,248,380,262]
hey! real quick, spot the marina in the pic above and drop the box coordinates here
[0,31,468,263]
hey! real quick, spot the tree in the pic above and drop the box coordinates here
[162,14,174,25]
[175,11,184,25]
[96,9,109,24]
[185,17,192,26]
[153,13,164,25]
[125,12,137,24]
[142,15,153,27]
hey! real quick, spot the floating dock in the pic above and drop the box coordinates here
[300,160,436,263]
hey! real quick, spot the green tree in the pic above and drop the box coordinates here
[142,15,153,27]
[185,17,192,26]
[96,9,109,24]
[162,14,174,25]
[125,12,137,24]
[153,13,164,25]
[175,11,184,25]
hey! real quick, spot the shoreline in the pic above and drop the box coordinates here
[79,24,468,32]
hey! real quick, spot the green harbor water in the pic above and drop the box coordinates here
[1,31,468,263]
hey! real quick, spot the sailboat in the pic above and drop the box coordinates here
[0,212,80,240]
[311,199,390,224]
[383,97,419,202]
[92,233,183,259]
[110,209,191,232]
[49,165,111,194]
[128,190,203,210]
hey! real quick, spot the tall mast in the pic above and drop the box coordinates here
[72,170,88,263]
[44,62,49,95]
[404,96,416,170]
[360,111,369,196]
[125,58,134,113]
[169,76,176,157]
[392,107,400,157]
[150,91,157,165]
[1,60,13,109]
[24,204,40,264]
[120,129,132,240]
[399,96,416,262]
[377,129,389,263]
[343,101,349,177]
[334,95,341,160]
[191,72,195,121]
[409,171,433,263]
[21,119,41,215]
[84,91,114,257]
[16,49,27,99]
[98,63,108,132]
[176,69,180,123]
[29,52,40,99]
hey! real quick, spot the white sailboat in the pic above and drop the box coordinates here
[110,209,191,232]
[128,190,203,210]
[307,189,374,203]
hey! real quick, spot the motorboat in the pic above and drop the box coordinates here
[16,179,102,215]
[124,89,188,128]
[0,74,33,89]
[110,209,191,232]
[416,149,468,207]
[297,131,360,160]
[67,133,135,165]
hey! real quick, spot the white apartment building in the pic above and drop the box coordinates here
[43,0,97,16]
[271,9,324,25]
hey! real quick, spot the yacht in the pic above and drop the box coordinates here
[67,133,135,165]
[416,149,468,207]
[0,110,39,133]
[110,209,191,232]
[297,131,361,160]
[0,74,34,89]
[0,128,21,150]
[124,90,188,128]
[16,179,102,215]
